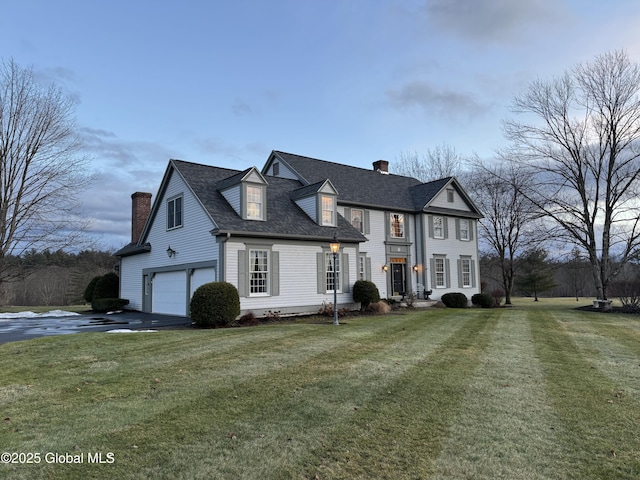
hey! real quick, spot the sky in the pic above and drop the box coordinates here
[2,0,640,250]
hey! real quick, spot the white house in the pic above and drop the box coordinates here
[116,151,483,317]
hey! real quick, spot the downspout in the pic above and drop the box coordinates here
[217,232,231,282]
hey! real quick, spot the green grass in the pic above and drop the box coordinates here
[1,302,640,479]
[0,305,90,314]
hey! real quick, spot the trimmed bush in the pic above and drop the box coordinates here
[83,276,101,303]
[441,292,468,308]
[93,272,119,301]
[190,282,240,327]
[471,292,495,308]
[352,280,381,310]
[92,298,129,313]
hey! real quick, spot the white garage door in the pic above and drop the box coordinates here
[190,267,216,298]
[152,271,187,315]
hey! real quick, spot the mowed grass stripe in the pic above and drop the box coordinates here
[564,318,640,402]
[1,312,466,479]
[433,309,566,480]
[2,319,412,445]
[302,310,499,479]
[529,310,640,479]
[107,311,470,480]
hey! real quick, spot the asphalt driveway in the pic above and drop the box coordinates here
[0,311,192,344]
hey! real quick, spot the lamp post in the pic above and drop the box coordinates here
[329,233,341,325]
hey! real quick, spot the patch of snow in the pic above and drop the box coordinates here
[0,310,81,320]
[106,329,158,333]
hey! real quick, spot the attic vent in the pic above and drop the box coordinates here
[373,159,389,174]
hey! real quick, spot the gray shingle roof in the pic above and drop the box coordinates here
[172,160,366,243]
[270,151,482,217]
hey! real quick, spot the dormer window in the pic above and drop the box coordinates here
[246,185,263,220]
[321,195,335,226]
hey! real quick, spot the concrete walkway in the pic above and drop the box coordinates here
[0,311,191,344]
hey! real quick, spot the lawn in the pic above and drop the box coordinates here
[1,301,639,479]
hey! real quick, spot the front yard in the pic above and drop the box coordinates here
[1,301,639,478]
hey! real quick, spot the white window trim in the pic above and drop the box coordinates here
[461,258,471,287]
[435,257,446,288]
[390,213,405,239]
[248,249,269,296]
[459,219,470,241]
[321,195,336,226]
[433,216,444,239]
[246,185,264,220]
[351,208,364,233]
[325,251,341,293]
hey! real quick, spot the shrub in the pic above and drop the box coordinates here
[190,282,240,327]
[491,289,505,306]
[352,280,381,310]
[237,311,259,326]
[92,298,129,313]
[93,272,119,301]
[471,292,495,308]
[83,276,102,303]
[441,292,468,308]
[366,301,392,314]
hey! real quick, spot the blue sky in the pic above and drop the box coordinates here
[2,0,640,249]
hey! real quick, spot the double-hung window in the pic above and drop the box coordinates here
[249,249,269,295]
[459,219,470,241]
[325,252,340,292]
[167,195,183,230]
[351,208,364,233]
[433,216,444,239]
[461,258,471,287]
[390,213,404,238]
[435,257,446,288]
[247,186,263,220]
[321,196,335,226]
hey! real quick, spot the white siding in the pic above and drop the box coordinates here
[430,188,472,211]
[226,240,359,316]
[221,185,241,215]
[119,169,219,313]
[424,216,479,300]
[295,197,317,223]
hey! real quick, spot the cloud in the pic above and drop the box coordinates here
[424,0,568,43]
[232,98,254,116]
[387,80,488,119]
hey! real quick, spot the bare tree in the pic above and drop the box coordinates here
[0,59,92,284]
[467,158,541,304]
[503,50,640,302]
[393,142,465,181]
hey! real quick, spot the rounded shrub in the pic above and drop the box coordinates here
[92,272,119,300]
[83,275,102,303]
[471,292,495,308]
[92,298,130,313]
[190,282,240,327]
[441,292,468,308]
[352,280,381,310]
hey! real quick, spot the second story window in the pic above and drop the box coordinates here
[351,209,364,233]
[247,185,263,220]
[390,213,404,238]
[433,216,444,239]
[459,219,470,241]
[321,196,335,226]
[167,195,183,230]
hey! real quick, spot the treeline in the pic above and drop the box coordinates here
[0,249,117,306]
[480,250,637,301]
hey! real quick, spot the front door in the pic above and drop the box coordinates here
[391,263,406,297]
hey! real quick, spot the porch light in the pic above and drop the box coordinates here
[382,264,389,272]
[413,264,419,272]
[329,233,340,326]
[167,245,176,258]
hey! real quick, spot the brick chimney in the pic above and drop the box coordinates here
[131,192,152,244]
[373,160,389,174]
